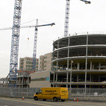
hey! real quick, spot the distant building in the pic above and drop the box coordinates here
[39,55,44,70]
[39,52,52,71]
[18,52,52,88]
[19,57,39,71]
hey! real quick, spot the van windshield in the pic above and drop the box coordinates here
[36,90,42,94]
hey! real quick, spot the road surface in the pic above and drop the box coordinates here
[0,97,106,106]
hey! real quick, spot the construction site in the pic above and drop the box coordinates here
[1,0,106,100]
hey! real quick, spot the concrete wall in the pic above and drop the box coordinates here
[30,70,51,88]
[30,81,50,88]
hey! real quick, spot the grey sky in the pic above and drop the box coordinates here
[0,0,106,77]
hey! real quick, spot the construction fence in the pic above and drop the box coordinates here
[0,87,40,98]
[0,87,106,98]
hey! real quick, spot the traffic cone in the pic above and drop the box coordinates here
[74,98,76,102]
[22,96,24,100]
[77,98,79,102]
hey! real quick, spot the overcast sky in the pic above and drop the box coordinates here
[0,0,106,78]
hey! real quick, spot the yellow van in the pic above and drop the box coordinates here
[33,87,68,102]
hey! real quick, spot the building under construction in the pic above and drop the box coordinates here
[51,33,106,88]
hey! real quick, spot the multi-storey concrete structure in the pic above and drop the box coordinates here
[51,34,106,88]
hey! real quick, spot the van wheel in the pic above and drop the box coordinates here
[53,97,58,102]
[61,99,65,102]
[43,99,46,101]
[34,96,38,100]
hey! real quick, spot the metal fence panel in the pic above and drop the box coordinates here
[0,87,106,98]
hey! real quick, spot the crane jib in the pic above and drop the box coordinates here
[0,23,55,30]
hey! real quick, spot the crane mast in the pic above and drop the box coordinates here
[32,19,38,70]
[64,0,91,37]
[2,0,56,87]
[64,0,70,37]
[9,0,22,84]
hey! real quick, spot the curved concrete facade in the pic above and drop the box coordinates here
[51,34,106,88]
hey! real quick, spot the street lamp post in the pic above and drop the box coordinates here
[70,60,73,95]
[85,32,88,95]
[53,71,55,87]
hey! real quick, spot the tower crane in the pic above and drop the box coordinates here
[64,0,91,37]
[0,21,55,87]
[0,0,55,87]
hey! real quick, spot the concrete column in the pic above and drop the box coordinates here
[56,72,58,87]
[85,32,88,95]
[71,60,73,70]
[53,72,55,87]
[67,37,70,70]
[68,37,70,57]
[70,60,73,91]
[90,61,92,70]
[66,71,68,88]
[70,70,72,93]
[77,63,79,70]
[67,59,69,69]
[56,72,58,82]
[99,63,101,70]
[56,61,58,71]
